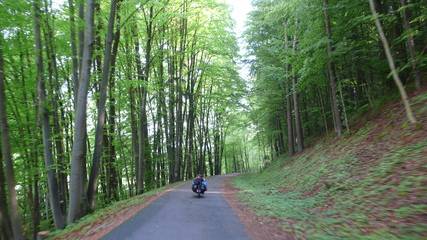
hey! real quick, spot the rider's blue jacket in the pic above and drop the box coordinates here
[192,178,208,188]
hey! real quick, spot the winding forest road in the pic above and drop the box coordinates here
[102,176,250,240]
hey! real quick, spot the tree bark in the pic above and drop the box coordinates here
[68,0,79,107]
[167,29,176,182]
[68,0,95,223]
[292,76,303,152]
[106,9,122,202]
[124,34,138,195]
[33,0,66,229]
[338,82,349,132]
[399,0,422,89]
[323,0,343,136]
[87,0,119,211]
[134,36,146,194]
[292,34,304,153]
[317,88,329,133]
[368,0,417,124]
[78,0,84,73]
[42,1,69,216]
[285,89,295,156]
[0,151,13,240]
[213,116,221,175]
[0,33,24,240]
[142,6,155,190]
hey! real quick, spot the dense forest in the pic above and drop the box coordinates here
[0,0,246,239]
[246,0,425,159]
[0,0,426,239]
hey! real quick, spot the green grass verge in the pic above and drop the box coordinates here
[234,140,427,239]
[233,92,427,239]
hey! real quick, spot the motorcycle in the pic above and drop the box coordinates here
[192,180,207,197]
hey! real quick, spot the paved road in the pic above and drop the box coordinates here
[102,175,249,240]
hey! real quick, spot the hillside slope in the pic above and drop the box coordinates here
[232,91,427,239]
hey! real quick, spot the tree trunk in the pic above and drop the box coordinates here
[68,0,79,107]
[317,88,329,133]
[399,0,422,89]
[0,33,24,240]
[87,0,119,211]
[42,1,69,216]
[78,0,84,72]
[0,151,13,240]
[368,0,417,124]
[286,94,294,156]
[106,9,122,202]
[142,8,155,188]
[68,0,95,223]
[134,7,153,192]
[167,33,176,182]
[338,82,349,132]
[124,35,138,195]
[213,117,221,175]
[292,34,304,152]
[33,0,65,229]
[31,172,41,240]
[283,22,295,156]
[323,0,343,136]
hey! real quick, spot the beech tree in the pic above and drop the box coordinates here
[68,0,95,223]
[0,33,24,240]
[33,0,65,229]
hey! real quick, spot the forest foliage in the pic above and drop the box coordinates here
[0,0,246,238]
[245,0,426,163]
[1,0,427,239]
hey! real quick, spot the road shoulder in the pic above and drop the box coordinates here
[223,177,295,240]
[49,183,182,240]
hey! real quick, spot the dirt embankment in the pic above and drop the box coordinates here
[223,177,295,240]
[225,90,427,239]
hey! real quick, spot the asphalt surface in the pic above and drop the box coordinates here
[102,175,250,240]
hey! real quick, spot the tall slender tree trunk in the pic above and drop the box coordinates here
[167,32,176,182]
[292,35,304,152]
[323,0,343,136]
[134,6,153,192]
[78,0,84,72]
[338,82,349,132]
[31,159,41,240]
[107,9,121,202]
[0,152,13,240]
[283,23,295,156]
[317,88,329,133]
[292,76,303,152]
[399,0,422,89]
[0,33,24,240]
[124,35,138,195]
[157,34,170,184]
[33,0,65,229]
[87,0,119,211]
[285,76,295,156]
[213,117,221,175]
[68,0,79,107]
[42,2,68,216]
[68,0,95,223]
[142,7,155,189]
[368,0,417,124]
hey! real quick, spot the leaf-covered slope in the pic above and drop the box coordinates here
[233,91,427,239]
